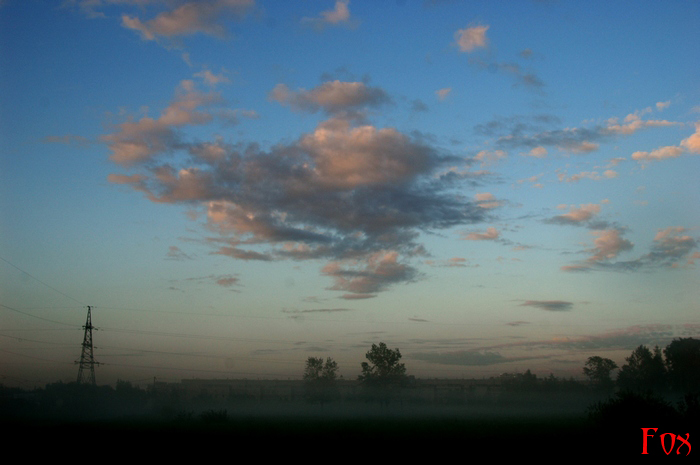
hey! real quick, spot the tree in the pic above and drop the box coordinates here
[664,337,700,393]
[303,357,339,404]
[358,342,408,404]
[616,345,666,393]
[359,342,407,384]
[583,356,618,390]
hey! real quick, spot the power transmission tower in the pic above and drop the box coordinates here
[76,305,99,385]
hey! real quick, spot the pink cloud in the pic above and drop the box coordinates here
[102,80,219,165]
[301,0,357,30]
[462,227,500,241]
[454,25,489,52]
[588,229,634,262]
[269,81,390,114]
[681,122,700,154]
[122,0,254,41]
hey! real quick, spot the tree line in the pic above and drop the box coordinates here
[583,337,699,394]
[303,342,408,405]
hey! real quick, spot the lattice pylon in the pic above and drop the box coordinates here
[76,305,99,385]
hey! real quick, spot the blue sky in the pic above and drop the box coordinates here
[1,0,699,388]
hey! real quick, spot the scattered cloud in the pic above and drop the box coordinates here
[473,149,507,167]
[454,24,489,52]
[269,80,391,115]
[106,77,490,297]
[322,251,419,297]
[563,227,697,272]
[527,146,547,158]
[102,79,221,165]
[469,58,546,91]
[474,192,501,209]
[122,0,254,41]
[631,145,684,162]
[681,122,700,154]
[166,245,193,260]
[488,109,681,155]
[557,169,617,183]
[195,69,231,86]
[462,227,500,241]
[587,229,634,263]
[435,88,452,101]
[281,308,353,314]
[546,203,602,226]
[301,0,358,30]
[520,300,574,311]
[216,275,240,287]
[42,134,92,146]
[410,99,429,112]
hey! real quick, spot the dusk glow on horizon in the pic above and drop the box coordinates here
[1,0,699,389]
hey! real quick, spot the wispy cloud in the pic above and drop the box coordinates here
[301,0,358,31]
[461,227,500,241]
[122,0,254,41]
[520,300,574,311]
[269,80,391,115]
[562,227,697,272]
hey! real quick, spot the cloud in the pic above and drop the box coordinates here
[107,81,489,297]
[527,146,547,158]
[424,257,474,268]
[656,101,671,111]
[194,69,231,86]
[216,275,240,287]
[469,58,546,92]
[520,300,574,311]
[301,0,357,30]
[122,0,254,41]
[297,118,435,189]
[269,81,391,115]
[631,145,684,162]
[557,170,617,183]
[606,115,678,136]
[546,204,601,226]
[680,122,700,154]
[489,110,681,154]
[322,251,419,297]
[102,80,221,165]
[631,122,700,163]
[473,149,507,167]
[43,134,92,147]
[587,229,634,262]
[474,192,501,209]
[454,25,489,52]
[462,227,500,241]
[410,99,429,112]
[435,88,452,100]
[166,245,193,260]
[648,227,698,266]
[282,308,353,314]
[563,227,696,272]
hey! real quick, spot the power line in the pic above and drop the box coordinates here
[0,255,85,306]
[0,303,80,327]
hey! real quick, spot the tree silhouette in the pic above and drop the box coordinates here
[358,342,408,405]
[664,337,700,393]
[583,356,618,390]
[303,357,339,404]
[616,345,666,393]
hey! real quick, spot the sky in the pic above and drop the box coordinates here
[1,0,699,389]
